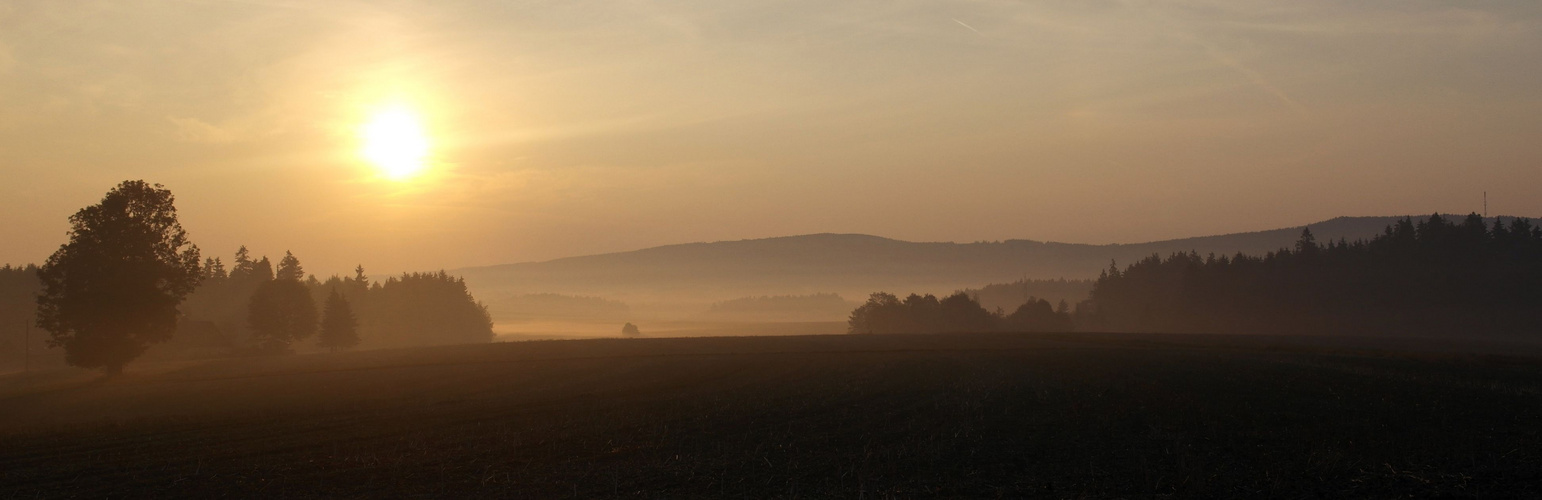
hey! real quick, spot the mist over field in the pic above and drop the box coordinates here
[456,215,1513,330]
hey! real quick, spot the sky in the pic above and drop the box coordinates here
[2,0,1540,275]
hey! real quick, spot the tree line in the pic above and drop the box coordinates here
[1084,214,1542,336]
[847,291,1073,334]
[962,278,1093,316]
[0,264,43,369]
[851,214,1542,337]
[9,180,493,374]
[186,248,493,354]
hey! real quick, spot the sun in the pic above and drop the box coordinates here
[360,106,431,180]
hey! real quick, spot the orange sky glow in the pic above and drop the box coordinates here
[2,1,1540,275]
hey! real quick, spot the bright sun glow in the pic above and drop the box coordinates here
[360,106,430,180]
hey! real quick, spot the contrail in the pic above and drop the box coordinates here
[952,19,982,35]
[1181,35,1305,115]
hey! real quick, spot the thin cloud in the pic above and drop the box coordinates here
[952,18,982,35]
[1181,33,1308,116]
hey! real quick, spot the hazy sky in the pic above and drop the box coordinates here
[3,0,1540,275]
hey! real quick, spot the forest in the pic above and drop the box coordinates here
[847,291,1073,334]
[963,278,1092,314]
[1085,214,1542,336]
[175,247,493,353]
[1,248,492,368]
[849,214,1542,338]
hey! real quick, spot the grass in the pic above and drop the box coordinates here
[1,332,1540,498]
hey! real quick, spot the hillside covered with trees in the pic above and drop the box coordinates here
[849,214,1542,338]
[1085,214,1542,336]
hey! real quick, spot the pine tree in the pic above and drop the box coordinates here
[202,257,227,281]
[229,246,256,282]
[1295,227,1319,257]
[318,288,359,352]
[276,251,304,281]
[253,256,274,282]
[247,252,316,353]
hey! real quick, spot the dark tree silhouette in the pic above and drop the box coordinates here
[963,278,1093,316]
[847,292,900,334]
[201,257,227,281]
[247,251,317,353]
[182,246,274,346]
[252,256,273,283]
[621,322,641,337]
[1001,298,1075,332]
[276,251,304,281]
[318,288,359,352]
[1,264,43,370]
[1087,214,1542,335]
[848,292,1008,334]
[362,272,493,347]
[228,246,259,282]
[351,265,369,296]
[35,181,202,374]
[308,269,492,348]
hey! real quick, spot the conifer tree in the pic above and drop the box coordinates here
[318,288,359,352]
[276,251,304,281]
[229,246,256,282]
[253,256,273,282]
[247,252,316,353]
[351,265,369,293]
[1295,227,1318,256]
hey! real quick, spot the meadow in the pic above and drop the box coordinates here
[2,332,1540,498]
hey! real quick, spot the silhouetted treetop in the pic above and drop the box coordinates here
[276,251,304,281]
[1087,214,1542,336]
[35,180,202,373]
[848,291,1067,334]
[318,288,359,352]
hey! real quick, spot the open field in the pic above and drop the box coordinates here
[3,332,1542,498]
[492,320,846,341]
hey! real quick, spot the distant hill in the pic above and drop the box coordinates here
[455,215,1531,318]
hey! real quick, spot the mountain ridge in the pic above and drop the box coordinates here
[456,215,1533,312]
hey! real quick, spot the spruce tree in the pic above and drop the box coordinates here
[247,252,317,353]
[276,251,304,281]
[229,246,256,282]
[318,288,359,352]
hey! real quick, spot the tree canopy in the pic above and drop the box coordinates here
[1086,214,1542,336]
[247,251,318,353]
[847,292,1037,334]
[35,181,202,373]
[318,288,359,352]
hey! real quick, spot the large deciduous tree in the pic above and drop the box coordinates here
[36,181,202,374]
